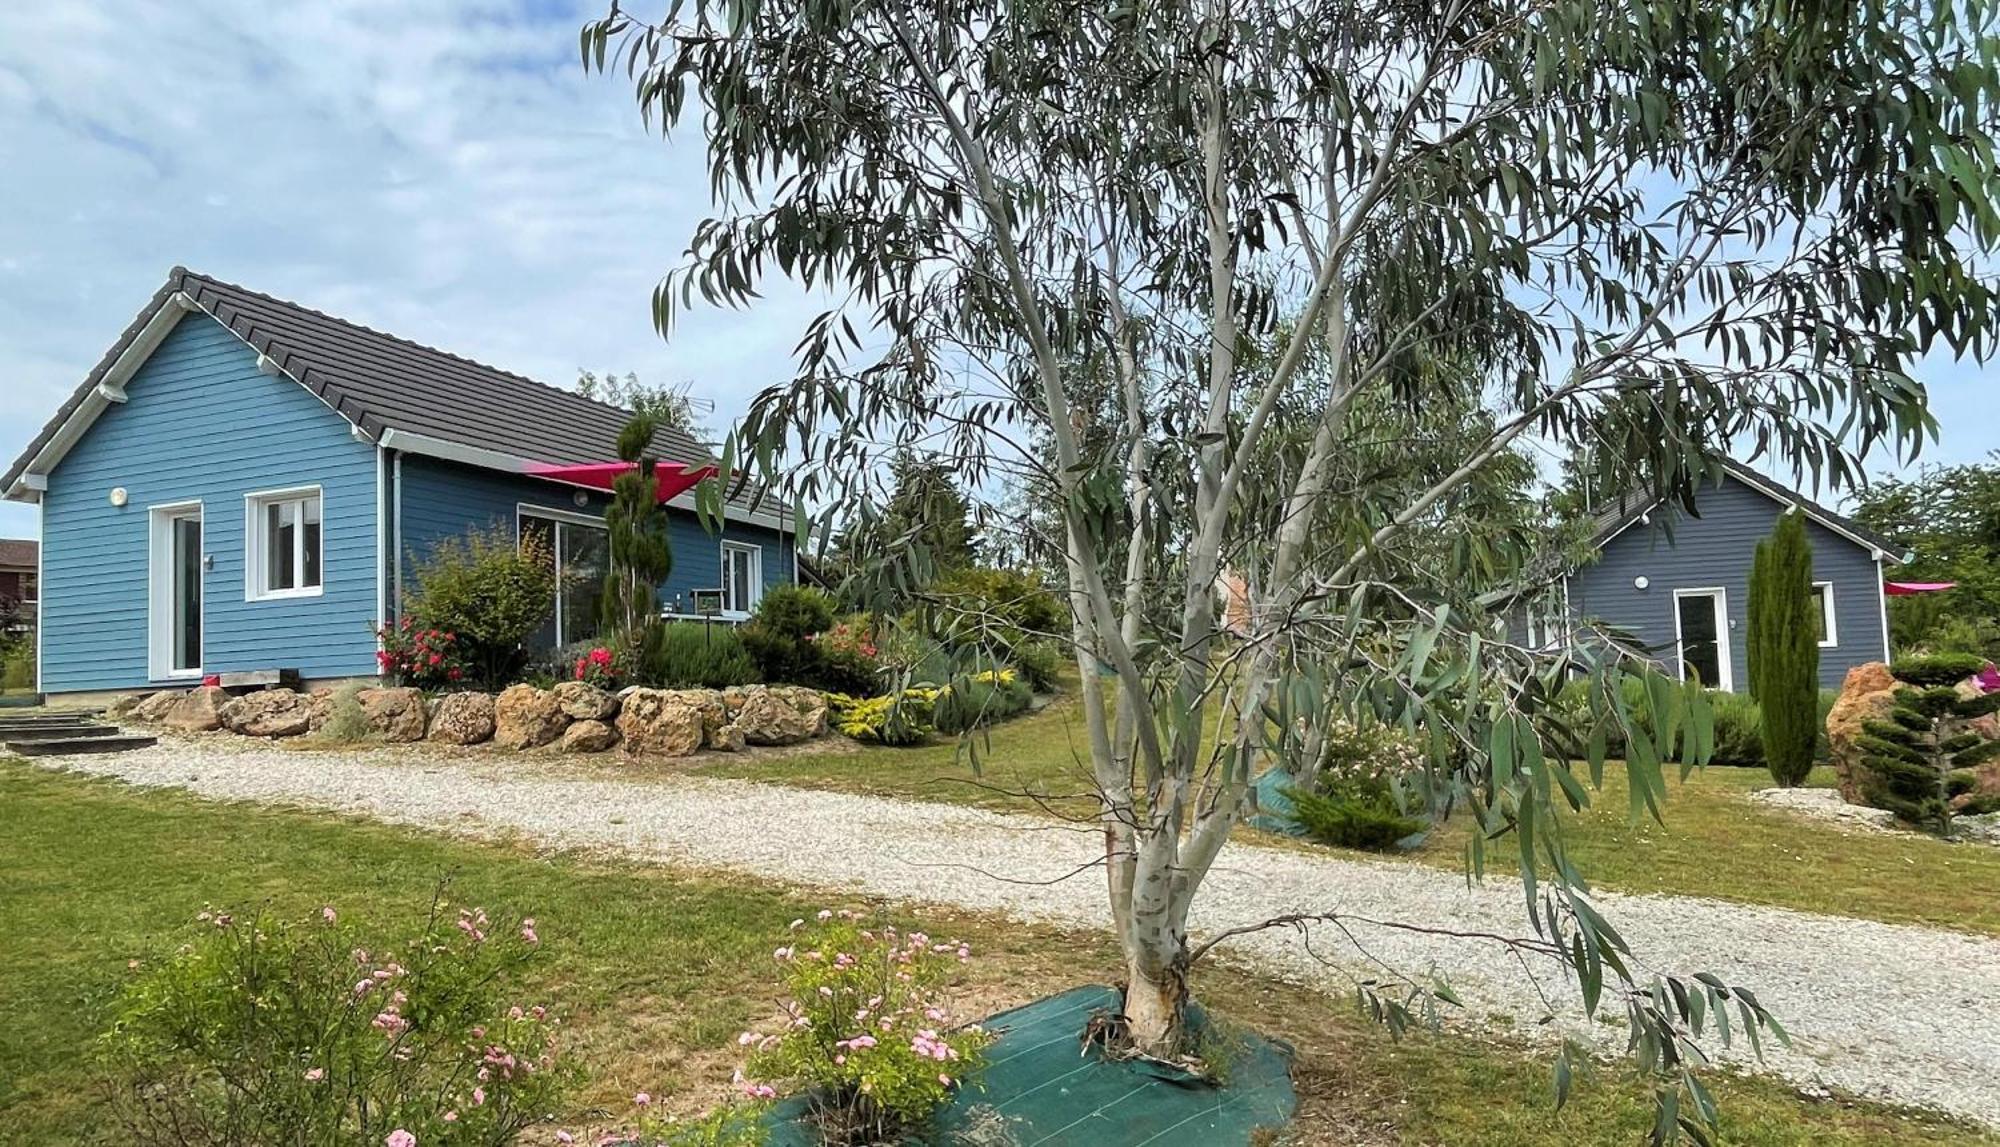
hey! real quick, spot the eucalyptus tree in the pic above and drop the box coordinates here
[588,0,1999,1134]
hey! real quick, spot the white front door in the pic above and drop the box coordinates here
[1673,587,1731,692]
[151,503,204,679]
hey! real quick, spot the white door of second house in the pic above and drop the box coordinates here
[149,502,204,680]
[1673,587,1731,692]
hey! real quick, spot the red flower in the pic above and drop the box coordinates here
[429,653,443,666]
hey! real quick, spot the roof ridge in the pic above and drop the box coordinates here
[172,266,710,453]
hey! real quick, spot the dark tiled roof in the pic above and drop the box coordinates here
[4,268,779,520]
[0,538,35,570]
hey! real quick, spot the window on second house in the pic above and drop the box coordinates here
[1811,581,1837,647]
[247,487,323,599]
[722,541,763,616]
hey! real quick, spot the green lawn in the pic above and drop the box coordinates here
[1,760,1992,1146]
[700,695,2000,937]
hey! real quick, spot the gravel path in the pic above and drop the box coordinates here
[26,739,2000,1128]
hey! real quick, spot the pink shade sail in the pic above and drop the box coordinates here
[1884,581,1957,596]
[523,460,717,504]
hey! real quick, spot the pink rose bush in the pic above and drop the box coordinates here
[733,910,988,1144]
[102,892,578,1146]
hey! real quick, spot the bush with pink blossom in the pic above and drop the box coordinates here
[733,910,989,1144]
[101,894,578,1146]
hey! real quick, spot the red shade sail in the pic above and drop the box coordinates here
[523,460,717,504]
[1885,581,1957,596]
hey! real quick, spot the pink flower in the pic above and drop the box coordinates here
[386,1132,416,1147]
[472,1086,486,1106]
[304,1067,325,1082]
[320,906,337,924]
[442,1111,458,1123]
[557,1134,574,1145]
[633,1092,651,1107]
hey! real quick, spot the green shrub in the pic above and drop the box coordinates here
[641,621,760,689]
[1009,637,1067,693]
[740,585,838,685]
[737,910,989,1143]
[928,567,1065,690]
[1963,793,2000,816]
[1887,652,1986,688]
[406,525,560,688]
[101,896,577,1146]
[929,669,1034,734]
[1,649,32,692]
[806,616,884,694]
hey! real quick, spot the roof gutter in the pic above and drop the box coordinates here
[377,428,792,532]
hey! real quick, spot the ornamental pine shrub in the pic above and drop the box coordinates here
[740,584,839,685]
[1753,513,1819,786]
[1746,537,1769,702]
[101,896,576,1147]
[827,689,937,745]
[735,911,990,1144]
[1854,653,2000,834]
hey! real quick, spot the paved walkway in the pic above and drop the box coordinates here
[31,740,2000,1128]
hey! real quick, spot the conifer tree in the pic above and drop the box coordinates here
[602,415,674,641]
[1758,514,1819,786]
[1857,654,2000,834]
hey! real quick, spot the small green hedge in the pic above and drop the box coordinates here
[1556,678,1838,767]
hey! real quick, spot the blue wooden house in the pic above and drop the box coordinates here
[1495,460,1908,692]
[1,268,796,699]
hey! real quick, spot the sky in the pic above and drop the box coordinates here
[1,1,1994,544]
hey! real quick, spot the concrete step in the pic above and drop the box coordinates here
[0,711,101,727]
[0,723,121,741]
[6,733,158,756]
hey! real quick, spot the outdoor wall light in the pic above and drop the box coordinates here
[572,489,590,508]
[108,486,127,507]
[1633,575,1650,590]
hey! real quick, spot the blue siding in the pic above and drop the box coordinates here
[40,315,380,692]
[1568,475,1888,691]
[394,454,793,624]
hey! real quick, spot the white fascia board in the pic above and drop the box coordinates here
[5,293,196,501]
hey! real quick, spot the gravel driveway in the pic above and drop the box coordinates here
[26,739,2000,1128]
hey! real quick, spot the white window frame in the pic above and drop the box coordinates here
[148,500,204,681]
[1812,580,1838,648]
[720,540,764,619]
[244,484,325,601]
[516,503,610,648]
[1671,586,1733,692]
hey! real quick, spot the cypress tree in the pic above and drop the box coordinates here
[1855,654,2000,834]
[1757,513,1819,786]
[1746,538,1769,701]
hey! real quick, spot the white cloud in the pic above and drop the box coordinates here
[0,0,824,539]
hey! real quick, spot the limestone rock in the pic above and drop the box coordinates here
[106,693,149,720]
[731,684,826,746]
[428,691,497,745]
[161,686,229,733]
[710,721,746,753]
[616,688,704,757]
[129,689,184,724]
[1826,662,1900,804]
[306,688,335,732]
[553,681,620,721]
[560,718,620,753]
[356,686,428,742]
[218,688,313,738]
[494,684,568,750]
[663,689,726,746]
